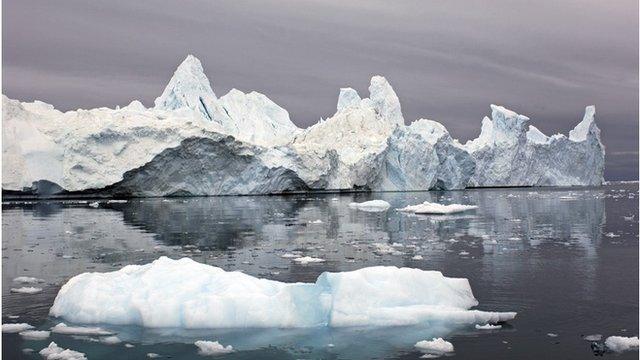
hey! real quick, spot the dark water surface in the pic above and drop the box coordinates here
[2,183,638,359]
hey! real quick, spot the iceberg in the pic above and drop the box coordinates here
[49,257,516,329]
[464,105,604,187]
[2,55,605,196]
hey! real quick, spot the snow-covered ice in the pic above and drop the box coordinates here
[605,336,639,352]
[50,257,516,328]
[2,55,605,196]
[398,201,477,214]
[348,200,391,212]
[194,340,234,355]
[2,323,34,333]
[39,342,87,360]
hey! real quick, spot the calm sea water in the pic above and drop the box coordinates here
[2,183,638,359]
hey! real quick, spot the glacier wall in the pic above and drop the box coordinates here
[2,55,605,197]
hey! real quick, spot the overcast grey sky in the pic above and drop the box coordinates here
[3,0,638,179]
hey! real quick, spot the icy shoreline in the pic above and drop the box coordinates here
[3,55,604,197]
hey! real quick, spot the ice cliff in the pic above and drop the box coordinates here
[2,55,605,197]
[50,256,516,328]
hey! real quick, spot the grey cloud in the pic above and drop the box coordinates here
[3,0,638,179]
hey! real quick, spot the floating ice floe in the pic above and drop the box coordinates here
[348,200,391,212]
[414,338,454,356]
[605,336,639,353]
[10,286,42,294]
[100,335,122,344]
[194,340,234,355]
[13,276,44,284]
[49,257,516,328]
[398,201,477,215]
[583,334,602,341]
[292,256,325,264]
[50,323,114,336]
[2,323,34,333]
[19,330,50,340]
[39,342,87,360]
[475,324,501,330]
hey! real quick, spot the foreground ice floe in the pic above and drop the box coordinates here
[39,342,87,360]
[398,201,478,215]
[605,336,639,353]
[50,257,516,328]
[2,55,604,196]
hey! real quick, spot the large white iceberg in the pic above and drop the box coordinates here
[49,257,516,329]
[2,55,604,196]
[464,104,604,187]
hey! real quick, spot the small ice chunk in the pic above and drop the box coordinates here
[88,202,99,208]
[10,286,42,294]
[412,255,424,260]
[475,324,501,330]
[547,333,558,337]
[348,200,391,212]
[125,343,135,348]
[194,340,234,355]
[415,338,454,355]
[398,201,477,215]
[583,334,602,341]
[147,353,161,358]
[309,219,323,224]
[605,336,639,353]
[19,330,50,340]
[13,276,44,284]
[100,335,122,344]
[280,253,300,258]
[292,256,325,264]
[2,323,34,333]
[51,323,113,336]
[39,342,87,360]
